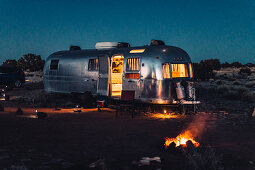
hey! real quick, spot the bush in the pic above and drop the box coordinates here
[193,59,220,81]
[223,90,240,100]
[215,85,254,102]
[216,85,230,94]
[221,62,231,68]
[242,91,254,102]
[2,59,17,66]
[231,62,242,68]
[233,81,241,85]
[17,53,45,71]
[245,81,255,88]
[215,80,224,85]
[244,63,255,67]
[239,67,251,75]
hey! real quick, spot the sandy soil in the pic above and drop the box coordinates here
[0,77,255,169]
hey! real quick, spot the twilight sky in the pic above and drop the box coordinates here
[0,0,254,63]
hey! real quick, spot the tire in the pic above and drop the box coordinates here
[14,80,22,88]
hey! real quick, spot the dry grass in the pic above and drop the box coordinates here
[233,80,241,85]
[215,85,254,102]
[215,80,225,85]
[184,141,220,170]
[245,81,255,88]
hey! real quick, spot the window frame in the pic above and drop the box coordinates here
[88,58,99,71]
[126,57,141,72]
[170,63,189,78]
[49,59,59,70]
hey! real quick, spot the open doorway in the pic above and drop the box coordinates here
[111,55,124,97]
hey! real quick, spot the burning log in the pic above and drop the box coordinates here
[164,131,200,148]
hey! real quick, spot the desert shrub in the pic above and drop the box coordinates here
[17,53,45,71]
[233,81,241,85]
[215,80,224,85]
[193,59,220,80]
[239,67,251,75]
[244,63,255,67]
[216,85,231,94]
[245,81,255,88]
[184,142,220,170]
[223,90,240,100]
[2,59,17,66]
[221,62,231,68]
[233,86,249,94]
[231,62,242,68]
[241,91,254,102]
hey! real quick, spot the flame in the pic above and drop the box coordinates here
[164,131,200,148]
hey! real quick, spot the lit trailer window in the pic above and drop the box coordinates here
[162,63,193,78]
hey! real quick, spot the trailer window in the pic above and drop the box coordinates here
[162,63,170,79]
[171,64,189,78]
[189,63,193,78]
[126,58,140,71]
[50,60,59,70]
[88,58,99,71]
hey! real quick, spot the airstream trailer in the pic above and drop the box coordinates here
[43,40,200,108]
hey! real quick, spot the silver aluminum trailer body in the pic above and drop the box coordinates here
[43,44,199,104]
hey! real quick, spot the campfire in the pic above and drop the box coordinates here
[164,131,200,148]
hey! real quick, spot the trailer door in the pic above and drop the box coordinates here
[97,55,110,96]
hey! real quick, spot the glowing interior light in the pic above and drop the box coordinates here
[164,110,167,114]
[35,109,38,113]
[129,49,145,53]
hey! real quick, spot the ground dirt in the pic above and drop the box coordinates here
[0,79,255,170]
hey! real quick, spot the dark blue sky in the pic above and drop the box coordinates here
[0,0,254,63]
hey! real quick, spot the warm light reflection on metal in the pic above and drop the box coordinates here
[129,49,145,53]
[158,80,162,99]
[162,63,170,79]
[189,63,193,78]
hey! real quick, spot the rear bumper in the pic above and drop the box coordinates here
[172,100,201,105]
[140,98,200,105]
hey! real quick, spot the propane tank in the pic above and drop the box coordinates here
[187,81,195,100]
[176,82,185,100]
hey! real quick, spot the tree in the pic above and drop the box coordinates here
[2,59,17,66]
[193,59,220,80]
[17,53,45,71]
[231,62,242,68]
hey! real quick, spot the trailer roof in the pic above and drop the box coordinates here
[50,45,191,62]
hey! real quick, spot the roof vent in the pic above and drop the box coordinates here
[95,42,130,50]
[117,42,131,48]
[150,40,165,46]
[69,46,81,51]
